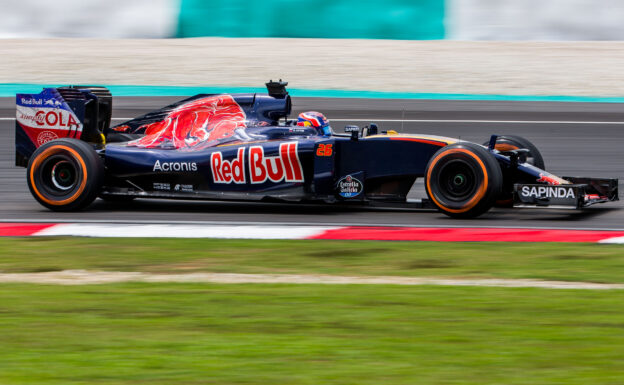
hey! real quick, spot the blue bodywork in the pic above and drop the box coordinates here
[101,126,449,203]
[92,85,454,203]
[15,83,618,209]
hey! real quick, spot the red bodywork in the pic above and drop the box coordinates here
[127,95,247,150]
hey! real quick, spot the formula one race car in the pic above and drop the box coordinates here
[15,81,619,218]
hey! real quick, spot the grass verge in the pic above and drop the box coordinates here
[0,237,623,283]
[1,283,623,385]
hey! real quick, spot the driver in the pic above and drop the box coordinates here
[296,111,332,136]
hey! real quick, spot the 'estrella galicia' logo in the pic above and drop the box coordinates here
[337,175,363,198]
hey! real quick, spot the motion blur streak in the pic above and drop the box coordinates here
[0,0,177,38]
[3,0,624,40]
[448,0,624,40]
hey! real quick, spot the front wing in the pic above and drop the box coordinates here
[513,177,618,209]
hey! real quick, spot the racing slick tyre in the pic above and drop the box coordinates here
[483,135,545,207]
[27,139,104,211]
[425,143,503,218]
[484,135,545,169]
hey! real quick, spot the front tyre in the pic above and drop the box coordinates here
[27,139,104,211]
[484,135,545,170]
[425,143,503,218]
[483,135,545,207]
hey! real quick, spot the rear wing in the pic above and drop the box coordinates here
[15,86,112,167]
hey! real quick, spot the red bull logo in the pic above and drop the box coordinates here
[211,148,246,184]
[129,95,247,149]
[211,142,304,184]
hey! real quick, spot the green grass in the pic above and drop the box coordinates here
[2,239,624,384]
[0,283,623,385]
[0,237,623,283]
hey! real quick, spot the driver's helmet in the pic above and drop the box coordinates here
[297,111,331,136]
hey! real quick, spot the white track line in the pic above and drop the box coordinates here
[36,223,338,239]
[2,117,624,125]
[0,270,623,289]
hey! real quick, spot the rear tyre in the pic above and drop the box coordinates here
[425,143,503,218]
[27,139,104,211]
[484,135,545,169]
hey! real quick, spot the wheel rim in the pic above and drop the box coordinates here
[437,160,478,202]
[51,160,77,191]
[37,154,81,197]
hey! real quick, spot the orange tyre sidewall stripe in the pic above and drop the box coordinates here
[426,148,489,214]
[494,143,519,152]
[29,145,88,206]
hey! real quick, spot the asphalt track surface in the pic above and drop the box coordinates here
[1,97,623,230]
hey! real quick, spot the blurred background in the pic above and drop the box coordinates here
[3,0,624,40]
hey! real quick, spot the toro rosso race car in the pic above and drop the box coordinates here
[15,81,619,218]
